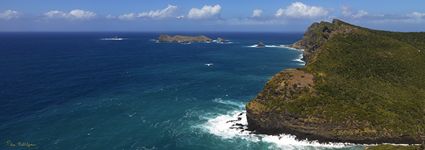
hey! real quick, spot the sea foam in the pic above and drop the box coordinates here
[212,98,245,109]
[100,37,126,41]
[246,44,306,65]
[246,44,303,50]
[293,53,306,65]
[246,44,282,48]
[200,99,360,150]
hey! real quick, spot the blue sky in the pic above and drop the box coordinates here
[1,0,425,32]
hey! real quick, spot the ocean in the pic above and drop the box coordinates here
[0,32,362,150]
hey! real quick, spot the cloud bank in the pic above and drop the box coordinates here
[0,10,20,20]
[252,9,263,17]
[187,5,221,19]
[44,9,96,20]
[118,5,177,20]
[341,6,368,19]
[409,12,425,19]
[275,2,328,18]
[139,5,177,18]
[2,2,425,32]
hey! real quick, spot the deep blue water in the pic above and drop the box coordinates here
[0,32,361,150]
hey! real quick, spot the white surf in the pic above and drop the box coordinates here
[199,99,360,150]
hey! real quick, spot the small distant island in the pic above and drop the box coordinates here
[158,34,212,43]
[157,34,211,43]
[157,34,229,44]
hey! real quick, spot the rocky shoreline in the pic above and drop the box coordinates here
[246,113,420,144]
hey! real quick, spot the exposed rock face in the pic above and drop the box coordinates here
[246,19,425,144]
[292,19,355,63]
[158,34,212,43]
[246,69,317,137]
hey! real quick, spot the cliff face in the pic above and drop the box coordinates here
[291,19,356,63]
[246,19,425,144]
[246,69,316,135]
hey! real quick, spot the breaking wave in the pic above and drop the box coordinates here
[246,44,303,51]
[100,37,127,41]
[245,44,306,65]
[293,53,306,65]
[198,98,361,150]
[212,98,245,109]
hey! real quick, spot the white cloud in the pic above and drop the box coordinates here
[225,18,287,25]
[341,6,351,17]
[106,14,116,19]
[69,9,96,19]
[118,13,138,20]
[0,10,20,20]
[409,12,425,19]
[275,2,328,18]
[139,5,177,18]
[118,5,177,20]
[44,10,66,18]
[339,7,425,24]
[352,10,368,18]
[176,15,185,19]
[187,4,221,19]
[341,6,368,19]
[252,9,263,17]
[368,13,425,24]
[44,9,96,20]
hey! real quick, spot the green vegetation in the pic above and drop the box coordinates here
[302,20,425,138]
[247,19,425,143]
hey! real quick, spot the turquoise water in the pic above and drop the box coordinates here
[0,33,362,150]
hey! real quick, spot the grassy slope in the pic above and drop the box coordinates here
[248,20,425,142]
[303,26,425,137]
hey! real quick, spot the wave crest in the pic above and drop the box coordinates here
[199,99,360,149]
[246,44,304,51]
[293,53,306,65]
[212,98,245,109]
[100,37,126,41]
[202,111,359,149]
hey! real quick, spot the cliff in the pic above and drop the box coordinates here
[158,34,212,43]
[246,19,425,144]
[291,19,357,62]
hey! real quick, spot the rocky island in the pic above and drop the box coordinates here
[255,41,265,48]
[158,34,212,43]
[246,19,425,144]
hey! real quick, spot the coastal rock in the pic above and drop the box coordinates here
[255,42,265,48]
[158,34,212,43]
[216,37,225,43]
[247,69,316,137]
[291,19,355,63]
[246,19,425,144]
